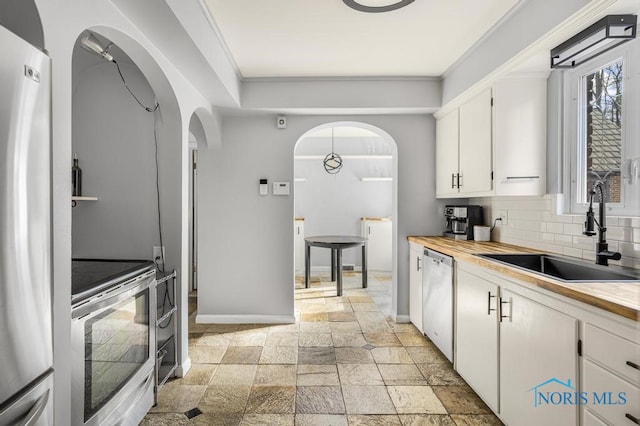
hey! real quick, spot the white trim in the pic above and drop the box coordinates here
[441,0,529,79]
[196,314,296,324]
[175,357,192,378]
[435,0,617,118]
[196,0,243,80]
[243,76,441,83]
[394,314,411,324]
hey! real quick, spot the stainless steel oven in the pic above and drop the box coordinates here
[72,264,155,426]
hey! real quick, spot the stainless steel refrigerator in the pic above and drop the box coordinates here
[0,25,53,425]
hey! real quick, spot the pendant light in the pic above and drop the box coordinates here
[323,128,343,174]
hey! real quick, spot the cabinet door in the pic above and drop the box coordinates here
[409,243,423,333]
[493,79,546,196]
[459,88,493,195]
[363,220,392,271]
[499,288,578,426]
[294,220,305,273]
[455,269,499,412]
[435,109,460,197]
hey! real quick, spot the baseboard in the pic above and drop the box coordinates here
[196,314,296,324]
[394,314,411,323]
[175,357,191,378]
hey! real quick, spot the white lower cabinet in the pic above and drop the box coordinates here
[456,263,579,425]
[294,219,305,274]
[499,288,578,426]
[582,323,640,426]
[362,219,392,271]
[409,242,423,333]
[456,269,499,413]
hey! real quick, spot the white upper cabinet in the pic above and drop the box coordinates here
[436,88,493,197]
[435,109,460,197]
[435,77,547,198]
[493,78,547,196]
[459,87,493,195]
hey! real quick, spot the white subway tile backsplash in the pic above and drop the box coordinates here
[563,223,583,236]
[546,222,565,234]
[562,246,583,259]
[469,195,640,263]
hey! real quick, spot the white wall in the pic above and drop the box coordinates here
[34,1,223,423]
[197,113,450,323]
[295,132,392,267]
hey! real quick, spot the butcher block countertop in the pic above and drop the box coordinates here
[408,236,640,322]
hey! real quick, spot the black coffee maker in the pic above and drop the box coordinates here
[444,205,484,240]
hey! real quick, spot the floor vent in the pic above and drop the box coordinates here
[184,407,202,419]
[342,264,355,271]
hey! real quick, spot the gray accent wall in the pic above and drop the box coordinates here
[72,53,182,273]
[197,114,448,320]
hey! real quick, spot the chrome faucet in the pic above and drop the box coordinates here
[583,180,621,266]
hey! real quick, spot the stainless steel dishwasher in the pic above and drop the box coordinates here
[422,248,454,362]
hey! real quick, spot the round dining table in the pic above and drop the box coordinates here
[304,235,367,296]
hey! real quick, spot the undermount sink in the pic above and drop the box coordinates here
[476,253,639,283]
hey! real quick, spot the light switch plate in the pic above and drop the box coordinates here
[273,182,290,195]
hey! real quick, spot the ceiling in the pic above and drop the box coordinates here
[203,0,521,78]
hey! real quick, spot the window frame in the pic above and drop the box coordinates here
[563,39,640,217]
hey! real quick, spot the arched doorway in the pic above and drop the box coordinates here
[293,121,398,317]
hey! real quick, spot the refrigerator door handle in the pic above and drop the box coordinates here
[20,388,49,426]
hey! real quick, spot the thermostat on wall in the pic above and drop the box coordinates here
[273,182,290,195]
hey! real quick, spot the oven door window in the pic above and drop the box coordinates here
[84,288,149,421]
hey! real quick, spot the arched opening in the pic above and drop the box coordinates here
[70,28,183,423]
[293,121,398,317]
[187,111,210,319]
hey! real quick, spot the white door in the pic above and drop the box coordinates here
[499,288,578,426]
[459,87,493,195]
[455,269,499,412]
[409,243,423,333]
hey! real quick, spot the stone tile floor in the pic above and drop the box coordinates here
[142,272,503,425]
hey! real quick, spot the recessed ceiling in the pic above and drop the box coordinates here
[203,0,520,78]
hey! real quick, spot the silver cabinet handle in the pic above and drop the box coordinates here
[417,257,421,271]
[487,291,496,315]
[457,173,462,188]
[21,389,49,426]
[499,297,511,322]
[506,176,540,180]
[451,173,455,189]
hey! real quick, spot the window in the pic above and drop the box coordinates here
[566,39,640,216]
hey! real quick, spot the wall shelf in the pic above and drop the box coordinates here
[361,177,393,182]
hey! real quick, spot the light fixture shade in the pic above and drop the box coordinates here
[323,152,343,174]
[550,15,636,69]
[343,0,414,13]
[80,33,114,62]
